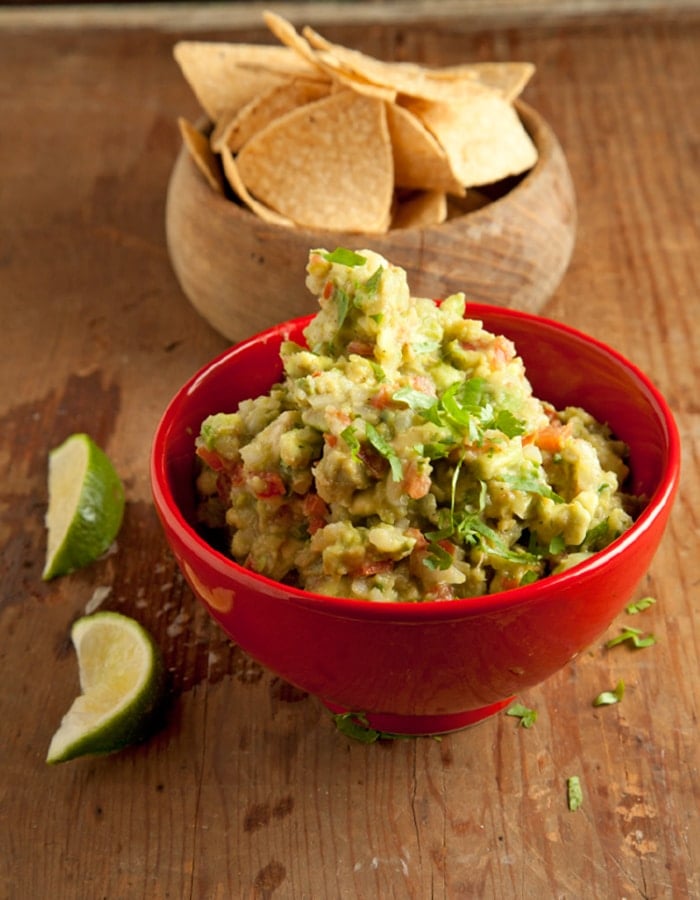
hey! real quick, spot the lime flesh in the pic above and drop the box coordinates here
[43,433,125,580]
[47,612,166,764]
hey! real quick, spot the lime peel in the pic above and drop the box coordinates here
[46,611,166,764]
[43,433,125,581]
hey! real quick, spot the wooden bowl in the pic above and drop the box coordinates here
[165,101,576,343]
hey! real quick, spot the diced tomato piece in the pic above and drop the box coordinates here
[529,420,573,453]
[253,471,286,499]
[196,445,225,471]
[355,559,394,577]
[426,583,455,602]
[491,335,516,368]
[402,459,431,499]
[301,493,329,534]
[405,527,428,551]
[370,385,393,409]
[409,375,437,397]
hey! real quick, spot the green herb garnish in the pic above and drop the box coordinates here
[625,596,656,615]
[332,711,405,743]
[567,775,584,811]
[323,248,367,267]
[362,266,383,297]
[593,679,625,706]
[424,541,454,571]
[334,284,351,328]
[506,703,538,728]
[500,472,565,504]
[365,423,403,482]
[606,627,656,649]
[340,424,361,459]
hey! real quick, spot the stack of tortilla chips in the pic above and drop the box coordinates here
[175,11,537,233]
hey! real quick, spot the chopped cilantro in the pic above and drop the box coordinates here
[323,248,367,267]
[492,409,527,438]
[606,627,656,649]
[392,386,442,426]
[585,519,612,550]
[519,569,540,586]
[334,284,351,328]
[369,361,386,382]
[593,679,625,706]
[548,534,567,555]
[393,378,525,445]
[362,266,383,297]
[455,514,539,564]
[626,596,656,615]
[424,541,454,571]
[500,472,565,504]
[365,423,403,481]
[506,703,538,728]
[340,425,361,459]
[567,775,584,811]
[332,712,405,743]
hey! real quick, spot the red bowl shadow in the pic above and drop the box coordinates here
[151,304,680,734]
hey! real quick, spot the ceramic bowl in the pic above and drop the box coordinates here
[165,102,576,343]
[151,304,679,735]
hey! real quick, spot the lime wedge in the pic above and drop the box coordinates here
[42,433,125,580]
[47,612,166,764]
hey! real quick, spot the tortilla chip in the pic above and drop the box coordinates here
[173,41,316,121]
[429,62,535,103]
[211,77,331,154]
[262,11,396,101]
[392,191,447,229]
[219,145,296,228]
[178,117,225,194]
[235,90,393,233]
[262,11,329,74]
[302,25,484,103]
[402,91,538,187]
[385,103,465,196]
[310,49,398,102]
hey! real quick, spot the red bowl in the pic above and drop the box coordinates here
[151,304,680,734]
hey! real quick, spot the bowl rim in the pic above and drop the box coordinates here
[151,302,681,622]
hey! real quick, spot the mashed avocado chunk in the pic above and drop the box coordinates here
[195,248,640,602]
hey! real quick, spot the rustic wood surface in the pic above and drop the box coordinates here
[1,5,699,898]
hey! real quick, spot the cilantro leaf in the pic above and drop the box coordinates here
[340,425,361,459]
[606,627,656,649]
[492,409,527,438]
[625,596,656,615]
[334,285,351,328]
[332,712,403,743]
[593,679,625,706]
[392,387,442,426]
[506,703,538,728]
[362,266,383,297]
[322,248,367,267]
[456,514,539,564]
[567,775,584,811]
[424,541,454,571]
[500,472,565,504]
[365,423,403,482]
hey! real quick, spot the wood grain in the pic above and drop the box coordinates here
[1,8,699,899]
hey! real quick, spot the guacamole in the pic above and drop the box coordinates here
[195,248,639,602]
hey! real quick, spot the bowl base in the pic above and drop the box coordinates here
[322,696,515,736]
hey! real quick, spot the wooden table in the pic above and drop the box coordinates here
[2,4,698,897]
